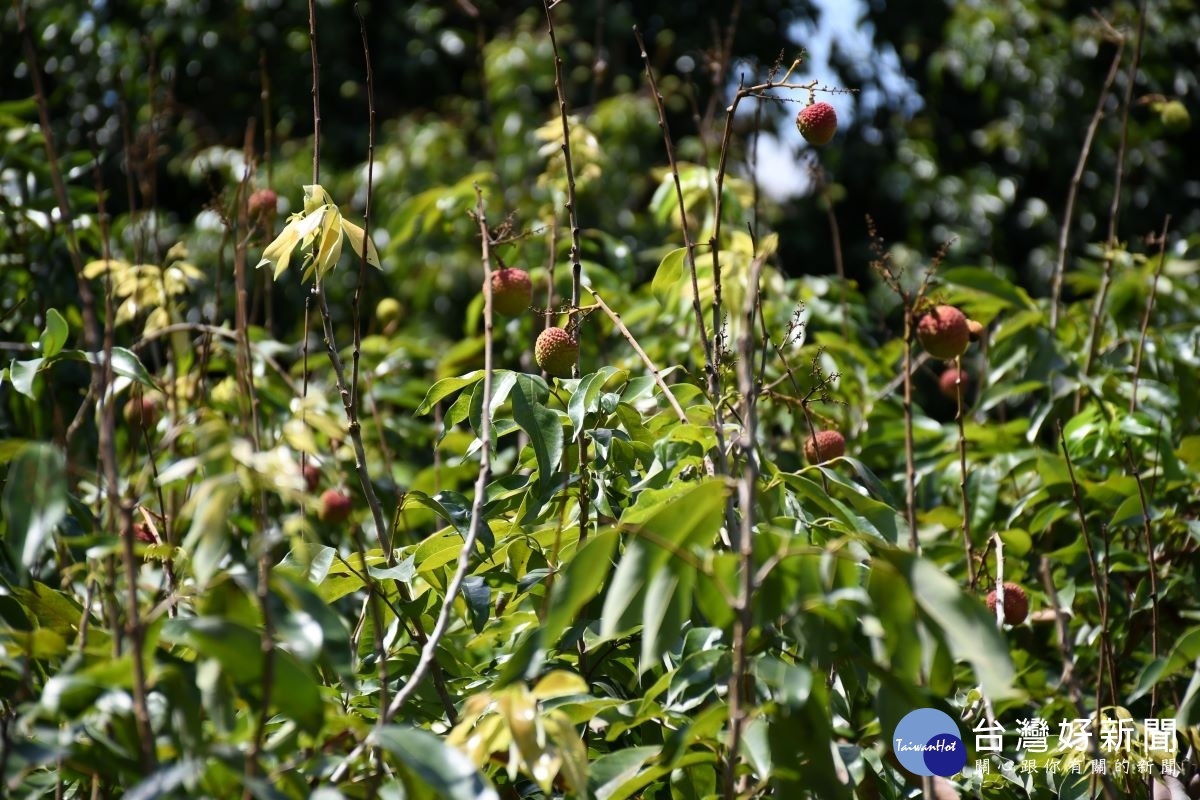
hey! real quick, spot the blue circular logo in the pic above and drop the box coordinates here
[893,709,967,777]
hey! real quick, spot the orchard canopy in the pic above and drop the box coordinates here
[2,1,1199,798]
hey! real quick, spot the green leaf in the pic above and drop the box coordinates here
[369,726,498,800]
[879,550,1019,700]
[8,357,44,399]
[602,480,726,671]
[415,372,484,415]
[124,759,205,800]
[942,266,1037,311]
[569,368,616,441]
[511,376,564,496]
[77,347,157,388]
[39,309,68,358]
[2,442,67,576]
[161,617,324,733]
[590,746,658,799]
[541,529,619,646]
[180,478,240,589]
[651,247,687,307]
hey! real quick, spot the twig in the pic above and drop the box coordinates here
[632,27,714,378]
[85,127,156,775]
[585,290,691,422]
[543,0,589,551]
[350,2,377,420]
[1049,33,1124,334]
[634,25,739,544]
[234,121,278,798]
[724,252,767,799]
[1082,3,1145,381]
[133,323,299,394]
[13,0,100,353]
[307,0,321,184]
[1130,216,1170,412]
[902,312,918,550]
[330,186,499,782]
[1125,442,1159,714]
[1038,556,1082,709]
[1058,421,1114,707]
[955,357,977,588]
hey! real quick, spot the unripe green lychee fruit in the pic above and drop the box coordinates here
[916,305,970,360]
[489,268,533,317]
[986,582,1029,625]
[938,367,969,401]
[319,489,352,524]
[966,318,985,342]
[796,102,837,146]
[248,188,278,222]
[124,394,161,432]
[803,429,845,464]
[1160,100,1191,135]
[376,297,402,325]
[534,326,579,377]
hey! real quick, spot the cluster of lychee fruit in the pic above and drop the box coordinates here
[482,265,579,379]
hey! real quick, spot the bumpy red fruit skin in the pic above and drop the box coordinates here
[917,305,970,360]
[796,102,837,146]
[319,489,352,524]
[986,582,1029,625]
[938,368,969,401]
[490,268,533,317]
[535,326,579,378]
[248,188,278,221]
[803,429,846,464]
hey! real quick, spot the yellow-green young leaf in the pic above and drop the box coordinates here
[258,203,328,280]
[258,223,302,280]
[340,219,381,269]
[531,670,588,701]
[313,207,345,281]
[82,258,131,279]
[303,183,334,212]
[543,710,588,793]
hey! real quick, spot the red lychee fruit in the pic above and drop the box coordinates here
[303,463,321,493]
[535,326,579,378]
[986,582,1029,625]
[133,522,156,544]
[124,394,161,432]
[938,368,969,401]
[319,489,352,524]
[803,429,846,464]
[489,268,533,317]
[248,188,278,223]
[796,102,837,146]
[916,305,970,360]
